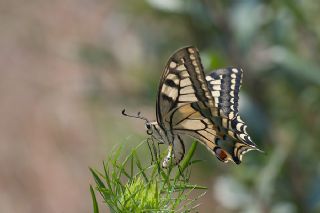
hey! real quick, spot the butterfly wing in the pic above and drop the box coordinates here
[156,46,217,130]
[169,102,235,163]
[205,67,242,119]
[156,47,260,165]
[169,101,260,164]
[156,46,223,165]
[206,67,261,161]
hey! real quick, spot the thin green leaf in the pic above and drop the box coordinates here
[174,141,197,181]
[102,162,113,193]
[133,151,149,182]
[130,153,134,178]
[90,185,100,213]
[90,168,106,190]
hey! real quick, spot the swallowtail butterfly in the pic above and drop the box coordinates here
[123,46,261,167]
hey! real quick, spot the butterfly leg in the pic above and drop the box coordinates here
[152,137,164,164]
[147,137,163,165]
[146,138,155,164]
[157,141,161,162]
[151,138,162,164]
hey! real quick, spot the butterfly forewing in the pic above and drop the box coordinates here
[156,47,216,129]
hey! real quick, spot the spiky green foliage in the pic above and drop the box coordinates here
[90,141,206,212]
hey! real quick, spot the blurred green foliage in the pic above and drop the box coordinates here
[90,142,206,212]
[86,0,320,212]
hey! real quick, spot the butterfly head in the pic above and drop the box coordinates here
[145,122,153,135]
[145,121,165,143]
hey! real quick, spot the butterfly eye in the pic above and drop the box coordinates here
[145,123,153,135]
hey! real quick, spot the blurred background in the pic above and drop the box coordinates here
[0,0,320,212]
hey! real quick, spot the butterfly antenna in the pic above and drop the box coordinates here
[122,109,149,122]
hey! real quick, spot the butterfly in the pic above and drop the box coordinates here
[123,46,261,167]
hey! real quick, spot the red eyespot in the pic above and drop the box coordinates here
[214,147,228,162]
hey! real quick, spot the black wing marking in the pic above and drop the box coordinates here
[206,67,242,119]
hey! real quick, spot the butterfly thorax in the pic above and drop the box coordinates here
[146,121,186,167]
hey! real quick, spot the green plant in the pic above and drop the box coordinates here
[90,141,206,212]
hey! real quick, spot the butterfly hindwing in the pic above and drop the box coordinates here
[206,67,260,154]
[206,68,242,119]
[169,102,235,163]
